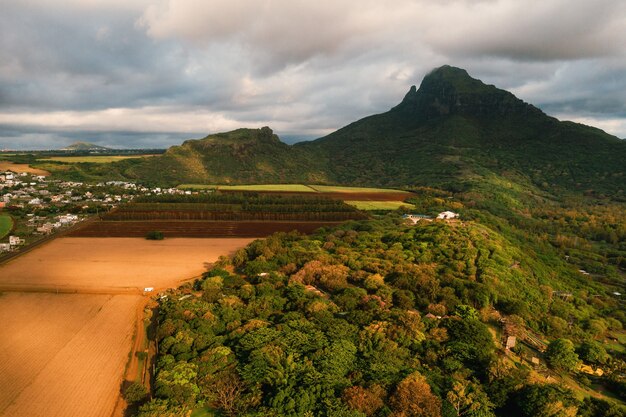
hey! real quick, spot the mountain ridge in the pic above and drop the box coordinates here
[75,65,625,202]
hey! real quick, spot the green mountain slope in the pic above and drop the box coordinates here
[299,66,625,199]
[56,65,625,201]
[122,127,329,185]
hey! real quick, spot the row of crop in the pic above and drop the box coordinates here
[120,202,358,213]
[134,192,350,206]
[103,210,367,222]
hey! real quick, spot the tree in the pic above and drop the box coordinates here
[577,341,609,365]
[124,381,149,404]
[545,339,579,372]
[446,378,494,417]
[342,385,386,416]
[513,384,577,417]
[212,372,247,417]
[146,230,164,240]
[389,372,442,417]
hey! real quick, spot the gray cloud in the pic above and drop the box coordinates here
[1,0,625,150]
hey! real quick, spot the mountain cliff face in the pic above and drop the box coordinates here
[120,66,625,199]
[298,66,625,197]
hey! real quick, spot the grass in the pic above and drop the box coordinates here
[309,185,409,193]
[37,155,156,163]
[346,201,415,210]
[178,184,317,192]
[0,214,13,240]
[177,184,411,194]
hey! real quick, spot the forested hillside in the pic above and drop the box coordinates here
[133,193,626,416]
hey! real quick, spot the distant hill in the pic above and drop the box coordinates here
[61,141,111,151]
[61,66,626,202]
[123,127,329,185]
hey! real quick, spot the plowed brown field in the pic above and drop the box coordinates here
[68,220,340,238]
[0,237,254,417]
[0,293,140,417]
[0,237,255,292]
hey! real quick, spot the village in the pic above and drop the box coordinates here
[0,170,195,254]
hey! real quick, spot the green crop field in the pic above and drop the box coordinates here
[0,214,13,239]
[37,155,157,163]
[346,200,415,210]
[178,184,317,192]
[308,185,409,193]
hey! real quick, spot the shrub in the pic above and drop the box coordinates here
[146,230,164,240]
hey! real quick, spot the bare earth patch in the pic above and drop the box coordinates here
[0,293,140,417]
[0,237,255,292]
[0,237,254,417]
[0,161,50,176]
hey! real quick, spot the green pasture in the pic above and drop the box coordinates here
[308,184,409,193]
[37,155,156,163]
[346,200,415,210]
[0,214,13,239]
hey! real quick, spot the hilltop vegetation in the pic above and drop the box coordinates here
[137,212,625,417]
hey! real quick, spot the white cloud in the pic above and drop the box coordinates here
[1,0,626,148]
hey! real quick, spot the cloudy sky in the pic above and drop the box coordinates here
[1,0,625,149]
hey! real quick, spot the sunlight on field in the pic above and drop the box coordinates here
[178,183,317,192]
[0,293,140,417]
[0,162,50,176]
[0,237,254,291]
[346,200,415,210]
[0,214,12,239]
[309,184,410,193]
[37,155,156,163]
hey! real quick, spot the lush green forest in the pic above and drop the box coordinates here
[131,186,626,416]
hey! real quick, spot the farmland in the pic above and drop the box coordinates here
[0,293,140,417]
[0,161,50,176]
[37,155,157,163]
[0,236,253,417]
[345,200,416,210]
[69,192,368,238]
[0,214,12,239]
[0,237,254,292]
[179,183,317,192]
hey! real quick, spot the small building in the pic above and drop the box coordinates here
[437,211,459,220]
[402,214,433,224]
[8,235,24,246]
[505,336,517,350]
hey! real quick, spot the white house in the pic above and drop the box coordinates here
[9,236,25,246]
[437,211,459,220]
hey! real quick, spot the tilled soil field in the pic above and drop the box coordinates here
[0,293,140,417]
[68,220,342,238]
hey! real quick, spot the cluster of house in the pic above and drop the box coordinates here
[1,170,207,254]
[402,211,460,225]
[29,213,80,235]
[0,235,25,253]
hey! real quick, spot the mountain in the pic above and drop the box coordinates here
[123,127,329,185]
[79,66,625,201]
[61,141,111,151]
[298,65,625,199]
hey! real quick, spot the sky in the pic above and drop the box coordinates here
[1,0,626,150]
